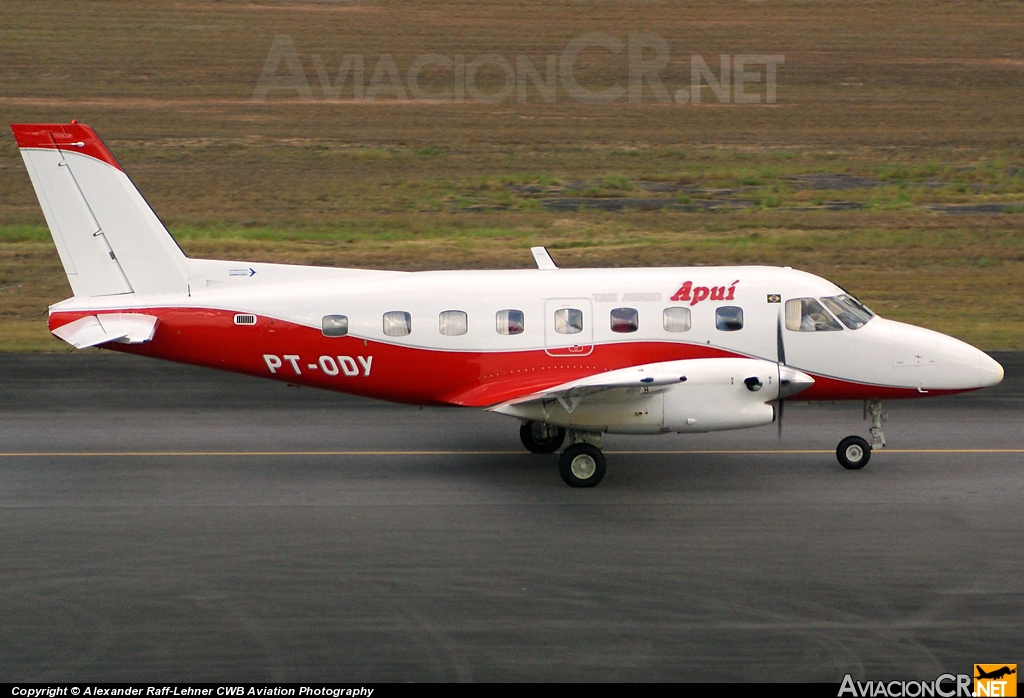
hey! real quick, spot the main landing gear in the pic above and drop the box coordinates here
[519,421,566,454]
[559,438,606,488]
[520,421,606,487]
[836,399,886,470]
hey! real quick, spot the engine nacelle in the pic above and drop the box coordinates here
[661,358,778,433]
[494,357,800,435]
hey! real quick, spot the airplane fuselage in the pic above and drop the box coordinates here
[47,263,1003,412]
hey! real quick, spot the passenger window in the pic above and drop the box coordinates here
[554,308,583,334]
[662,307,691,332]
[715,306,744,331]
[382,311,411,337]
[322,314,349,337]
[785,298,842,332]
[496,309,525,335]
[610,307,639,333]
[439,310,468,336]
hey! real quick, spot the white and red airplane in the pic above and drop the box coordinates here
[11,122,1004,486]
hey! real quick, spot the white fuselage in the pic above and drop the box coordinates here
[49,262,1004,422]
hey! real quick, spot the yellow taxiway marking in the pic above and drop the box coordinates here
[1,449,1023,457]
[0,451,516,457]
[614,449,1024,455]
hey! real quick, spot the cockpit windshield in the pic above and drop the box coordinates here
[785,298,842,332]
[819,294,874,330]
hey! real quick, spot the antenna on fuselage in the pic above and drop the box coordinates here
[531,247,558,270]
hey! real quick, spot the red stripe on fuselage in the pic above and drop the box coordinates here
[49,308,739,406]
[49,308,976,406]
[793,374,965,401]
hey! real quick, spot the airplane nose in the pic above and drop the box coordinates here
[885,319,1002,392]
[975,350,1004,388]
[939,334,1003,389]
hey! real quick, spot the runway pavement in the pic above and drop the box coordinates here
[1,351,1022,682]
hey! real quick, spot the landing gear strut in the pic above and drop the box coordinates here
[519,420,566,454]
[835,400,886,470]
[866,399,887,448]
[558,431,606,487]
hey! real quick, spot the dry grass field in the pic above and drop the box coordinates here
[1,0,1023,350]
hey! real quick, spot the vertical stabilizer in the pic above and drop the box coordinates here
[11,122,189,297]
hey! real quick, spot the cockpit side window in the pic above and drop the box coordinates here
[785,298,843,332]
[820,294,874,330]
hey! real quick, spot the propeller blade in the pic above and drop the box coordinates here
[777,311,786,366]
[777,308,786,441]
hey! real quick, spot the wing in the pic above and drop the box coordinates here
[439,358,697,409]
[493,362,691,414]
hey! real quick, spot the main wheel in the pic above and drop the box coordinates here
[836,435,871,470]
[558,443,606,487]
[520,421,566,454]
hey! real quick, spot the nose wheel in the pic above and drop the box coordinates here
[836,435,871,469]
[835,400,886,470]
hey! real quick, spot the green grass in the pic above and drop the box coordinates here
[5,209,1023,351]
[2,0,1024,350]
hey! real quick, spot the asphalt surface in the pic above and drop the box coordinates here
[1,351,1022,682]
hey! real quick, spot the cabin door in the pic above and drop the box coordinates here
[543,298,594,358]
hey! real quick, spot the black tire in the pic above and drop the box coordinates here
[836,435,871,470]
[520,421,566,454]
[558,443,606,487]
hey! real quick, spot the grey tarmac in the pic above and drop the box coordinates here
[1,352,1022,682]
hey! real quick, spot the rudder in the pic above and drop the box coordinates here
[11,122,189,297]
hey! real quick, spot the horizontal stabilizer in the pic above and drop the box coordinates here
[52,314,159,349]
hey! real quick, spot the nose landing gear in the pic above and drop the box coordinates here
[836,400,886,470]
[866,399,887,449]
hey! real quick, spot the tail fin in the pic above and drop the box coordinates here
[11,122,188,297]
